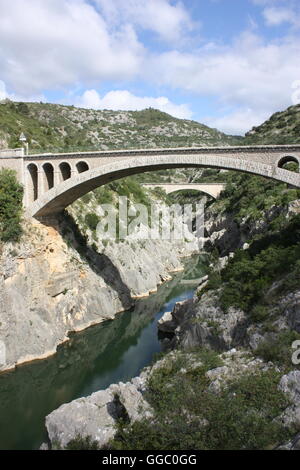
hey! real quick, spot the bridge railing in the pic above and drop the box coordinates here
[0,148,24,158]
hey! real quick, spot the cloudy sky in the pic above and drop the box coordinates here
[0,0,300,134]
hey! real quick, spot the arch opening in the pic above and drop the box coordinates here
[27,163,38,202]
[278,156,299,173]
[167,188,214,199]
[59,162,71,181]
[76,161,89,173]
[43,163,54,191]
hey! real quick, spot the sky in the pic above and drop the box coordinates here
[0,0,300,135]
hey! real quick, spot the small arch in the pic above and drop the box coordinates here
[59,162,72,181]
[76,161,89,173]
[277,155,299,172]
[43,163,54,190]
[27,163,38,202]
[167,188,215,199]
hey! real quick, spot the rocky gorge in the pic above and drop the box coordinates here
[1,103,300,450]
[44,174,300,450]
[0,212,200,373]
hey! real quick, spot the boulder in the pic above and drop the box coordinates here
[45,379,153,449]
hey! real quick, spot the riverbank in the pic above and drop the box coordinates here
[0,214,201,374]
[44,175,300,450]
[0,254,207,450]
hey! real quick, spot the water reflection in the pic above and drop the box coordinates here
[0,255,207,450]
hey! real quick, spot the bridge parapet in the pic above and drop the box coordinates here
[0,148,24,158]
[1,144,299,219]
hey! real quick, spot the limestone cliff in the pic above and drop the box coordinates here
[0,217,198,373]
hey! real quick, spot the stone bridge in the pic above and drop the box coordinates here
[141,183,226,199]
[0,145,300,219]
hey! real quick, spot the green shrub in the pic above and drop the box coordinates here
[254,330,300,368]
[217,215,300,313]
[65,435,101,450]
[251,305,269,323]
[0,168,23,242]
[84,212,99,231]
[109,356,291,450]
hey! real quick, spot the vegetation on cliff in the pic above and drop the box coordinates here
[0,101,239,154]
[218,214,300,314]
[244,104,300,145]
[0,168,23,242]
[108,350,291,450]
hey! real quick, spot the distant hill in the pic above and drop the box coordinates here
[244,104,300,145]
[0,100,240,154]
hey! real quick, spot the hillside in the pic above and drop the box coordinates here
[245,104,300,145]
[0,100,240,154]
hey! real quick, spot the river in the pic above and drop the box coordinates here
[0,255,207,450]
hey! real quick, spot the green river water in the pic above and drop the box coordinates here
[0,255,207,450]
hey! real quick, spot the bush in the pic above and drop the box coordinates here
[84,212,100,232]
[108,354,291,450]
[0,168,23,242]
[254,330,300,368]
[65,435,100,450]
[217,215,300,313]
[251,305,269,323]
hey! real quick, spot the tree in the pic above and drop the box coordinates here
[0,168,23,242]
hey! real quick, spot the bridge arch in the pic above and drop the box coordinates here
[76,161,89,173]
[277,155,300,171]
[42,162,54,191]
[164,187,219,199]
[27,163,38,203]
[59,162,72,182]
[27,152,300,219]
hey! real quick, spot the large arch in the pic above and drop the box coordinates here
[43,163,54,191]
[167,188,217,199]
[27,152,300,218]
[27,163,38,203]
[277,155,300,172]
[76,161,89,173]
[59,162,72,182]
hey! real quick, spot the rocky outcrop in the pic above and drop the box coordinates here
[204,200,300,257]
[45,347,289,449]
[46,376,152,449]
[0,218,198,373]
[158,289,248,352]
[278,371,300,429]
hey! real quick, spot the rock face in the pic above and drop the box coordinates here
[158,289,248,352]
[278,371,300,429]
[204,200,300,257]
[45,378,152,449]
[0,219,197,372]
[44,347,279,450]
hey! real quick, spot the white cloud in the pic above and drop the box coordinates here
[95,0,194,43]
[0,0,299,136]
[203,108,271,135]
[263,6,299,26]
[0,0,144,94]
[75,89,193,119]
[0,79,45,103]
[147,30,300,132]
[0,81,8,101]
